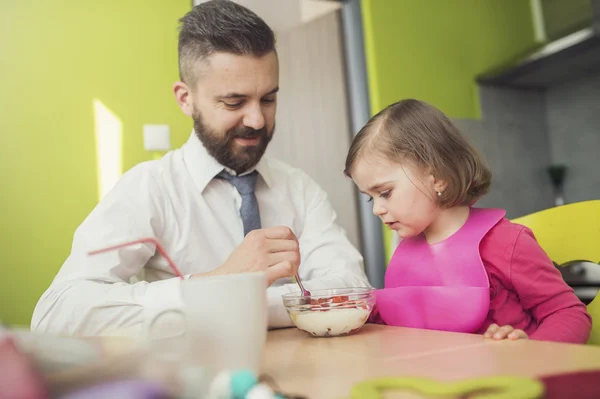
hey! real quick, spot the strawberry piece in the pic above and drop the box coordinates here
[332,295,349,303]
[318,303,331,311]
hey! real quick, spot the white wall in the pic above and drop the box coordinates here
[269,11,361,248]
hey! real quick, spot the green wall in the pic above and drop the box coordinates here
[361,0,536,119]
[360,0,537,260]
[0,0,191,326]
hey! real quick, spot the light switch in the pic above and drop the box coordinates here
[143,124,171,151]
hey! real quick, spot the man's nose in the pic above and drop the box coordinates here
[243,103,265,130]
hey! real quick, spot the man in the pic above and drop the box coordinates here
[31,0,369,336]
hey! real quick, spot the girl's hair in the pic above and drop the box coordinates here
[344,99,492,208]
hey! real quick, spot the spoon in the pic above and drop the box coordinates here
[295,272,311,301]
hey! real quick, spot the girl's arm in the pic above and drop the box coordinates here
[510,226,591,343]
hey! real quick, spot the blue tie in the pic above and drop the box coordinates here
[218,170,261,236]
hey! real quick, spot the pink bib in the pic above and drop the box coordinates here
[375,208,506,333]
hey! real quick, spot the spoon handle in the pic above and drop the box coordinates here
[295,273,311,296]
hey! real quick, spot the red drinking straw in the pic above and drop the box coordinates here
[88,237,184,279]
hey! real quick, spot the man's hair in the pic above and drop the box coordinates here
[178,0,276,85]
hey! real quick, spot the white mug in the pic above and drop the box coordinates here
[149,272,268,377]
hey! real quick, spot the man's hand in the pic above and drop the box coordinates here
[193,226,300,285]
[483,324,528,340]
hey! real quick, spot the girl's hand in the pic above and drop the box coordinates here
[484,323,528,340]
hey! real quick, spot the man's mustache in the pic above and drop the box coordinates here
[228,128,267,140]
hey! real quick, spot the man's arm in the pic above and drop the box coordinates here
[31,164,184,336]
[266,171,370,327]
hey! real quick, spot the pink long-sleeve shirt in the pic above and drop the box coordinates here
[372,218,592,344]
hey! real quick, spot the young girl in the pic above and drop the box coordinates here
[345,99,591,344]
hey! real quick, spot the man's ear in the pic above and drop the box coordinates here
[173,81,193,117]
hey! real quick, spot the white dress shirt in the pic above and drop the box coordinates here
[31,132,369,336]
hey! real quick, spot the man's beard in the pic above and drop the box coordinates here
[193,110,274,174]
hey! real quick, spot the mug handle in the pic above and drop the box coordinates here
[148,308,186,341]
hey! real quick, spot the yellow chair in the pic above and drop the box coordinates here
[511,200,600,264]
[512,200,600,345]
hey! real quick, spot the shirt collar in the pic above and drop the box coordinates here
[182,131,273,193]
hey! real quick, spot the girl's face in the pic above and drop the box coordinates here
[350,154,444,238]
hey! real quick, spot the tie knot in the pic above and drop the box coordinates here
[218,170,258,195]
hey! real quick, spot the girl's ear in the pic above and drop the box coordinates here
[431,174,448,195]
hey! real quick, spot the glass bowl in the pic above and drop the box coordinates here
[282,287,375,337]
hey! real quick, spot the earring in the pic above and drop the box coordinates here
[437,191,442,197]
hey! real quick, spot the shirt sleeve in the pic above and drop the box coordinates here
[510,226,592,343]
[266,171,371,328]
[31,164,185,337]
